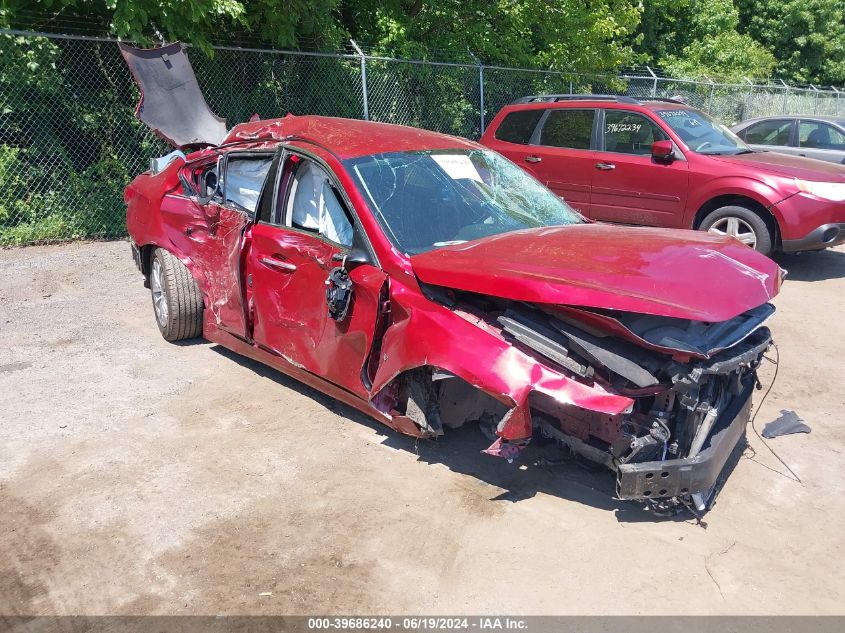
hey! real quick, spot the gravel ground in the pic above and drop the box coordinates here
[1,240,844,615]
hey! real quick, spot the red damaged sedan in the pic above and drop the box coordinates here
[122,44,782,515]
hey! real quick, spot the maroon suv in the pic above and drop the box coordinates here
[481,95,845,255]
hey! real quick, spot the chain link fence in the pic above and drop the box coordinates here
[1,30,843,246]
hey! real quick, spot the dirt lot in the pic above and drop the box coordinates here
[1,240,844,615]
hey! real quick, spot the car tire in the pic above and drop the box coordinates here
[699,205,773,255]
[149,248,204,342]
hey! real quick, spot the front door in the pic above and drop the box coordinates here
[737,118,797,156]
[590,109,690,227]
[247,151,387,398]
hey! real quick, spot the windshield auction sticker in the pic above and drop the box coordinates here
[431,154,483,182]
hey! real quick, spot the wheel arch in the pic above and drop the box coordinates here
[692,194,781,249]
[137,242,208,305]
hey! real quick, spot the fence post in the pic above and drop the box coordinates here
[779,79,789,114]
[810,84,820,114]
[704,76,715,114]
[468,50,485,135]
[350,40,369,120]
[646,66,658,97]
[833,86,842,116]
[743,77,754,119]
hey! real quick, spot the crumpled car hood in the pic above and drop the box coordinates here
[410,224,782,322]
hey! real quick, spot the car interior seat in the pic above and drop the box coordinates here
[805,127,829,148]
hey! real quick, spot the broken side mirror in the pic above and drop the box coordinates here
[326,247,373,321]
[651,140,675,161]
[331,247,372,269]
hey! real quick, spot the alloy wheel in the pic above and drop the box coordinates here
[151,258,169,327]
[707,216,758,249]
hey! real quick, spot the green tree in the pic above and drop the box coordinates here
[3,0,641,72]
[738,0,845,85]
[635,0,776,81]
[662,31,776,82]
[340,0,640,71]
[1,1,345,53]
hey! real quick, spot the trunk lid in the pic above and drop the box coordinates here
[410,224,781,322]
[119,42,228,149]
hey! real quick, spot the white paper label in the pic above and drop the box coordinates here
[431,154,482,182]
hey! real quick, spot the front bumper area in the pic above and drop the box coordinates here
[782,222,845,252]
[616,375,753,502]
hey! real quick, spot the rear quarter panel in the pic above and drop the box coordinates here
[123,157,210,293]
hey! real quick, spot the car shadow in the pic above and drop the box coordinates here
[209,344,705,524]
[774,248,845,282]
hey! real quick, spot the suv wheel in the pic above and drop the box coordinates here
[149,248,204,341]
[699,205,773,255]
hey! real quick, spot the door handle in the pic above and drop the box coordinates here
[525,155,542,163]
[595,162,616,170]
[260,256,297,272]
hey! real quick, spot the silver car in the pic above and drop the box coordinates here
[731,115,845,165]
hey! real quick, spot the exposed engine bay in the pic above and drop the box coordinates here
[399,284,773,515]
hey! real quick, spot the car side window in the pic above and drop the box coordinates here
[799,121,845,150]
[741,119,792,146]
[603,110,668,155]
[284,159,354,248]
[224,156,273,213]
[494,110,544,144]
[539,109,594,149]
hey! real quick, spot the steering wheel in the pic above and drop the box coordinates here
[695,140,712,152]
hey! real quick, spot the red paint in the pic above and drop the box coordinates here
[482,99,845,251]
[410,223,780,322]
[246,222,387,398]
[126,115,777,446]
[223,114,476,159]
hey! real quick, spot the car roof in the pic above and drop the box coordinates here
[738,115,845,126]
[221,115,479,159]
[503,96,696,114]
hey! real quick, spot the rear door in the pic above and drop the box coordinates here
[797,120,845,164]
[525,108,599,216]
[589,109,689,227]
[246,149,387,398]
[162,152,272,337]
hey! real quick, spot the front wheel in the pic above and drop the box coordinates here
[149,248,204,342]
[699,205,773,255]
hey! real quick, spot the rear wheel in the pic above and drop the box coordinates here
[699,205,773,255]
[149,248,204,342]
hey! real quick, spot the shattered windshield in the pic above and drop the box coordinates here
[344,148,583,254]
[656,109,751,155]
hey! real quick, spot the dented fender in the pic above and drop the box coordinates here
[369,278,634,440]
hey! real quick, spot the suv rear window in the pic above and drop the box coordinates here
[540,109,595,149]
[494,110,543,144]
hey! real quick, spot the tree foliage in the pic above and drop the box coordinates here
[634,0,776,81]
[4,0,640,72]
[2,0,845,84]
[738,0,845,85]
